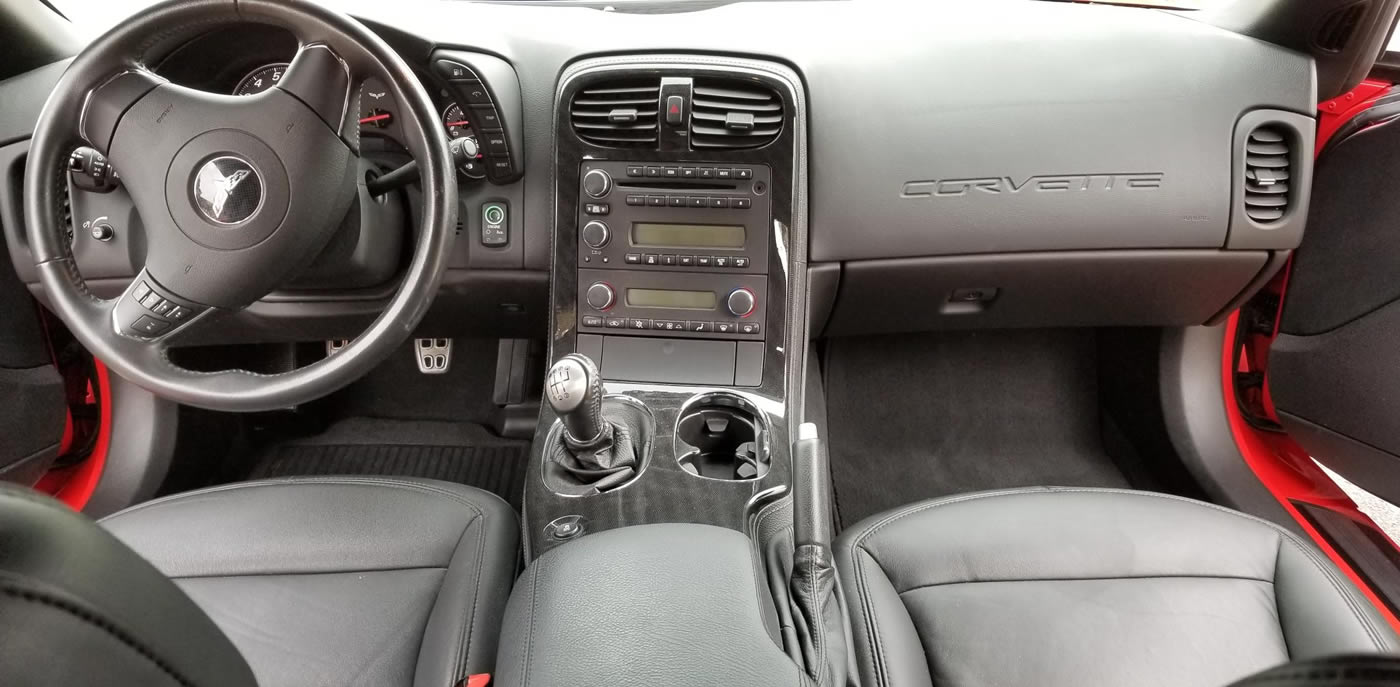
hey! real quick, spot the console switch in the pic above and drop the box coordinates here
[665,95,685,125]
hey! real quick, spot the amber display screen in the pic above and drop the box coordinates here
[625,288,718,310]
[631,222,746,249]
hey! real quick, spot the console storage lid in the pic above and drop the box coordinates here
[495,524,809,687]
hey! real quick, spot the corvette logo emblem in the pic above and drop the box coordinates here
[192,156,263,225]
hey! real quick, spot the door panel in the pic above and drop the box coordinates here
[0,231,64,484]
[1270,88,1400,503]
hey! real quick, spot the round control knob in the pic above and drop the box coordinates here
[582,169,612,198]
[586,282,615,311]
[727,287,757,317]
[581,220,611,249]
[89,222,115,242]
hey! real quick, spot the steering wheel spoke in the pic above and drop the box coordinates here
[79,69,166,156]
[110,269,213,343]
[277,44,353,138]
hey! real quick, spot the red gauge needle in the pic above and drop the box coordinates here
[444,120,470,127]
[359,113,392,124]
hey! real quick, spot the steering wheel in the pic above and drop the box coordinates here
[24,0,456,412]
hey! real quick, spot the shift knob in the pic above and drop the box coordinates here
[546,353,606,444]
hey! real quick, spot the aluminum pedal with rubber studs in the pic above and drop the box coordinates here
[415,338,452,374]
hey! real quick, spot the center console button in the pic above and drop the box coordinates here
[645,166,662,177]
[667,196,687,207]
[732,197,752,209]
[681,167,697,178]
[662,166,680,178]
[714,256,730,268]
[625,253,641,264]
[735,168,753,179]
[688,321,713,333]
[708,197,729,209]
[646,195,666,207]
[698,167,715,179]
[688,197,707,208]
[581,220,611,249]
[625,195,644,206]
[739,322,761,335]
[679,255,695,267]
[662,254,678,266]
[643,254,660,265]
[605,317,626,329]
[733,257,750,268]
[629,318,651,330]
[715,322,736,334]
[582,315,605,328]
[697,256,712,267]
[626,165,644,177]
[655,320,685,331]
[585,282,616,311]
[715,168,733,180]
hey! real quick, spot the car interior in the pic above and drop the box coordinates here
[5,0,1400,685]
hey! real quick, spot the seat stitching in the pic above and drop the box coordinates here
[1,585,199,687]
[168,565,448,580]
[102,476,504,521]
[519,558,542,687]
[455,509,488,679]
[893,573,1276,594]
[853,548,890,687]
[846,487,1393,652]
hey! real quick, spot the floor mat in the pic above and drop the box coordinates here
[824,329,1130,529]
[247,418,529,509]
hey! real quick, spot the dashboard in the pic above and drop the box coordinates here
[0,0,1317,348]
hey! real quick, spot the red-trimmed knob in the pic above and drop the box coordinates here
[727,287,756,317]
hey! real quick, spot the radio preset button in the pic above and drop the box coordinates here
[727,288,757,317]
[585,283,616,311]
[733,257,750,268]
[708,197,729,209]
[582,169,612,198]
[646,196,666,207]
[626,165,644,177]
[582,315,605,328]
[625,195,644,206]
[643,254,660,265]
[667,196,687,207]
[645,166,662,177]
[625,253,641,264]
[661,255,678,266]
[581,220,611,249]
[605,317,626,329]
[732,197,752,209]
[735,168,753,180]
[715,168,733,180]
[689,321,713,333]
[679,255,695,267]
[688,197,707,208]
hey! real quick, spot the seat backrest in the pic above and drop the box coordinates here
[0,485,255,687]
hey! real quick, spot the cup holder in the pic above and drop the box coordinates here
[675,394,770,481]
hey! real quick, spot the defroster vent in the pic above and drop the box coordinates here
[571,78,660,147]
[1244,126,1292,223]
[690,78,782,149]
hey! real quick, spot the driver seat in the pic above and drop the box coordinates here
[0,477,519,687]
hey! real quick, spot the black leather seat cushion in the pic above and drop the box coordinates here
[835,487,1399,687]
[101,477,519,687]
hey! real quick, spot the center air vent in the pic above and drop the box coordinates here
[571,79,660,147]
[1243,126,1292,223]
[690,79,782,149]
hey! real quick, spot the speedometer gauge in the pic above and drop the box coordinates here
[442,103,485,179]
[233,63,288,96]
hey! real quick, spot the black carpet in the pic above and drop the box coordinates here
[246,418,530,509]
[824,329,1130,529]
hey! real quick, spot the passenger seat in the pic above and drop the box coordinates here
[834,487,1398,687]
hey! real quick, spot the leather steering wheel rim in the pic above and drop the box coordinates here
[24,0,457,412]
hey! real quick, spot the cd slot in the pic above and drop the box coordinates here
[617,181,737,191]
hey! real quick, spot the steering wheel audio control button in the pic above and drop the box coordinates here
[130,316,170,336]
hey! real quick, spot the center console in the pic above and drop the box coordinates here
[523,54,809,558]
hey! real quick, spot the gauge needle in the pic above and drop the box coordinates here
[359,114,392,124]
[444,120,470,127]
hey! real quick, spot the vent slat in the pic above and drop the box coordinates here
[1243,125,1292,223]
[572,78,660,147]
[690,78,782,149]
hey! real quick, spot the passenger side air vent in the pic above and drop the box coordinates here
[690,79,782,149]
[1243,126,1292,223]
[1315,2,1366,53]
[570,79,660,147]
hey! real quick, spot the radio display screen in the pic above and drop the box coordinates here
[631,222,746,250]
[625,288,717,310]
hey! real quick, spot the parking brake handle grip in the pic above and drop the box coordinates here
[793,422,833,548]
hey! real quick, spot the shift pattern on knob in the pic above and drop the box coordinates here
[547,353,606,444]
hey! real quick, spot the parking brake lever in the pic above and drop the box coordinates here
[790,423,851,687]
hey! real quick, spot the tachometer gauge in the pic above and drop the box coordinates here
[442,103,485,179]
[233,63,288,96]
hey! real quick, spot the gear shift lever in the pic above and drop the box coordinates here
[543,353,643,494]
[546,353,606,445]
